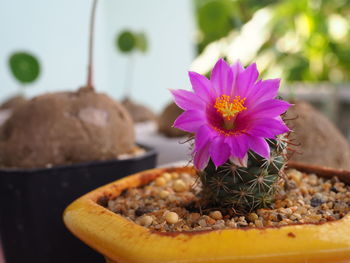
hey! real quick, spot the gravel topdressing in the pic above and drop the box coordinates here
[108,169,350,232]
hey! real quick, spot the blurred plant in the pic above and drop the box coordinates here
[117,31,148,53]
[85,0,98,89]
[193,0,350,82]
[194,0,275,53]
[8,52,40,87]
[115,30,148,97]
[263,0,350,82]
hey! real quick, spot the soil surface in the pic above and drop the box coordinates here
[108,169,350,232]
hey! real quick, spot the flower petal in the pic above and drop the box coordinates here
[227,134,249,159]
[210,58,233,96]
[230,154,248,167]
[247,118,290,138]
[246,79,280,107]
[170,89,205,111]
[235,63,259,97]
[173,110,205,133]
[248,136,270,159]
[195,125,213,151]
[209,137,231,167]
[241,99,291,120]
[231,60,244,79]
[188,71,213,103]
[230,60,244,95]
[194,142,210,170]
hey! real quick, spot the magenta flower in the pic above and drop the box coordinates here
[171,59,291,170]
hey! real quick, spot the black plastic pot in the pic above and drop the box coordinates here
[0,145,157,263]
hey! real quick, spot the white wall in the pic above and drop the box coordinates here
[104,0,195,111]
[0,0,195,112]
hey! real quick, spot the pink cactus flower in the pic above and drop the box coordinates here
[171,59,291,170]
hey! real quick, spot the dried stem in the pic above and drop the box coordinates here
[123,54,135,98]
[86,0,98,89]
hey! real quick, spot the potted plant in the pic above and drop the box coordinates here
[64,58,350,262]
[0,1,156,263]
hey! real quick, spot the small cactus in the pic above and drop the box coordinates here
[171,59,291,212]
[199,137,287,212]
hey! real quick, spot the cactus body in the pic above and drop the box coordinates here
[199,138,287,212]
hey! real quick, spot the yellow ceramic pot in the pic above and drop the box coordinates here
[63,162,350,263]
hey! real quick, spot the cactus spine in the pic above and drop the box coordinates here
[199,137,287,212]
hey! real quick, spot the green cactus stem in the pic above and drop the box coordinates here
[198,137,287,212]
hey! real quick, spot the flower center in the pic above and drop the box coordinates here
[214,95,247,130]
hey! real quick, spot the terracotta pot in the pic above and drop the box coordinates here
[63,162,350,263]
[0,145,157,263]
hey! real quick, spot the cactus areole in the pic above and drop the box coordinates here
[171,59,291,211]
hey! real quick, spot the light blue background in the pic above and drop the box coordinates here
[0,0,195,112]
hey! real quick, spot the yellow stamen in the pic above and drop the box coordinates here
[211,126,247,136]
[214,94,247,118]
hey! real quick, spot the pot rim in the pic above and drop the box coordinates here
[63,162,350,263]
[0,143,156,173]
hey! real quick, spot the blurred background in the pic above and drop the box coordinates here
[1,0,350,137]
[0,0,195,112]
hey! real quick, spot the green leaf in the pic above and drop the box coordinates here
[9,52,40,84]
[197,0,233,53]
[116,31,136,53]
[135,32,148,53]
